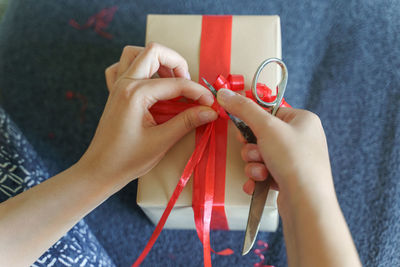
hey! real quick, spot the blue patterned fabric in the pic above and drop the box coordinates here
[0,107,115,267]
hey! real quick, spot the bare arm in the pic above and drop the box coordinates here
[0,164,114,267]
[0,43,217,267]
[217,89,361,267]
[280,179,359,267]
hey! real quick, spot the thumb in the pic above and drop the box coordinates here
[157,106,218,144]
[217,88,281,136]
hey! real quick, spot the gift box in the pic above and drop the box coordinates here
[137,15,282,232]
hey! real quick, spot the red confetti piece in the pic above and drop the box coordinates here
[69,6,118,39]
[65,91,88,123]
[65,90,74,100]
[47,132,55,139]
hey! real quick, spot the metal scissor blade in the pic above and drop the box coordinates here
[202,77,271,254]
[201,77,218,97]
[242,176,271,255]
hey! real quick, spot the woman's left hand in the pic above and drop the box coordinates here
[78,43,218,191]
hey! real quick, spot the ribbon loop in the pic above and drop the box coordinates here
[214,74,231,90]
[227,74,244,91]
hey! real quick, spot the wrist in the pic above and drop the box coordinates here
[72,158,126,197]
[277,177,361,267]
[277,174,338,221]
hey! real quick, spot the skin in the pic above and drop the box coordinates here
[0,43,218,267]
[217,89,362,267]
[0,43,361,267]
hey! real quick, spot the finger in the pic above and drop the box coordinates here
[125,42,190,80]
[243,179,255,195]
[157,65,174,78]
[274,106,307,123]
[105,62,119,92]
[156,105,218,147]
[217,89,286,137]
[134,78,214,106]
[243,177,278,195]
[245,162,268,181]
[117,46,144,78]
[241,143,263,162]
[280,109,321,131]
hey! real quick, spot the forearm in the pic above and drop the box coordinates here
[279,184,362,267]
[0,163,116,267]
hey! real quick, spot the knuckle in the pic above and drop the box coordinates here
[180,58,189,70]
[122,45,134,54]
[105,67,111,77]
[173,77,190,89]
[305,111,321,125]
[183,112,196,131]
[146,42,160,52]
[105,63,118,77]
[114,80,140,102]
[175,77,187,84]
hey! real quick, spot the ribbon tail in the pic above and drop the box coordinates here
[132,124,213,267]
[193,122,234,267]
[202,124,216,267]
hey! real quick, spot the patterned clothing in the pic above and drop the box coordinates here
[0,107,114,267]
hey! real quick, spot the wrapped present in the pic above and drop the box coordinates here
[135,15,283,266]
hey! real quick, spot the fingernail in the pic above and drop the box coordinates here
[205,94,215,106]
[243,182,251,195]
[198,109,217,123]
[185,71,191,80]
[243,180,255,195]
[251,166,263,178]
[217,88,236,105]
[248,149,259,161]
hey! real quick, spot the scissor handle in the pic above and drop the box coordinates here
[251,58,288,116]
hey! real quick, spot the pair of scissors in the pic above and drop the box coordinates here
[201,58,288,255]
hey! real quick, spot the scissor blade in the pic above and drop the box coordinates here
[201,77,218,97]
[202,76,271,255]
[242,176,271,255]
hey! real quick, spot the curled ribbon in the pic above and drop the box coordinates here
[132,75,288,267]
[69,6,118,39]
[254,240,275,267]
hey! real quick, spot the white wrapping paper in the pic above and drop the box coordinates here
[137,15,282,231]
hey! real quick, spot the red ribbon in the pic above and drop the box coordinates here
[132,75,288,266]
[133,15,290,267]
[245,83,291,108]
[254,240,275,267]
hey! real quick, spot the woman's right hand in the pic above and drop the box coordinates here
[217,88,362,267]
[216,88,335,206]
